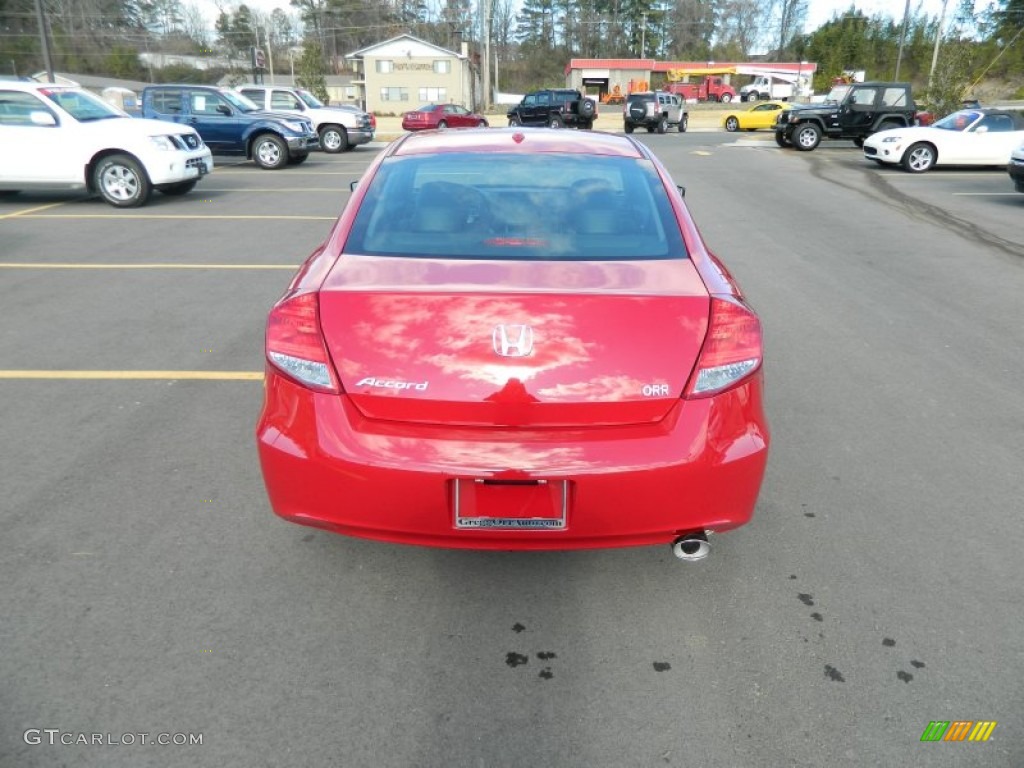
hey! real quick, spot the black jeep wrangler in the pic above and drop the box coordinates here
[507,89,597,129]
[775,82,918,151]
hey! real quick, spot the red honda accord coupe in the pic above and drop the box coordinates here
[402,103,489,131]
[256,128,769,560]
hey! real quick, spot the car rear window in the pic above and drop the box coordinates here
[343,152,687,261]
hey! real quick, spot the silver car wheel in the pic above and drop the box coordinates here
[257,139,282,166]
[100,164,139,202]
[321,128,343,152]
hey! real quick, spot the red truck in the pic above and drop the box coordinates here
[665,77,737,103]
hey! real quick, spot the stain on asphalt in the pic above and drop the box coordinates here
[653,662,672,672]
[539,667,553,680]
[301,534,315,542]
[804,512,816,518]
[511,623,526,633]
[911,660,925,668]
[789,575,797,580]
[897,671,913,683]
[798,593,815,606]
[824,665,845,682]
[537,651,556,660]
[505,652,528,668]
[882,638,896,647]
[811,612,823,622]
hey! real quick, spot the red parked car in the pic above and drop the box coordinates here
[256,128,769,560]
[402,103,489,131]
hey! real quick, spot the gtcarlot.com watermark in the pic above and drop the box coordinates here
[24,729,203,746]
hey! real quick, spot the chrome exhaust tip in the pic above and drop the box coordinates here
[671,532,710,562]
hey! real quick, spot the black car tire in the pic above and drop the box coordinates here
[319,125,348,153]
[579,99,596,118]
[548,116,564,129]
[157,180,197,196]
[657,116,668,134]
[252,134,289,170]
[93,154,152,207]
[478,119,488,128]
[902,142,937,173]
[509,115,522,127]
[628,103,647,122]
[775,130,791,148]
[721,93,733,103]
[725,116,739,132]
[793,123,821,151]
[679,114,688,133]
[437,120,448,130]
[853,137,864,147]
[624,123,634,134]
[289,153,309,165]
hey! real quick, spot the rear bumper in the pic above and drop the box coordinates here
[256,369,770,550]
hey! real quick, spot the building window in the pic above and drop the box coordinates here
[433,60,450,74]
[376,60,393,74]
[419,87,447,102]
[343,86,356,100]
[380,87,409,101]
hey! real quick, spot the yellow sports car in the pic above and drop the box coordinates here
[722,101,793,132]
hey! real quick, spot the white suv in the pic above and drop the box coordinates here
[0,81,213,207]
[236,86,374,153]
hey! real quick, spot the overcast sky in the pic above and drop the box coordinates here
[197,0,963,40]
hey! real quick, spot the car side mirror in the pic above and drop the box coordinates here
[30,111,57,126]
[349,180,359,192]
[216,104,232,116]
[677,185,686,198]
[974,125,988,134]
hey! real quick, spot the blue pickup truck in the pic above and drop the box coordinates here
[141,85,318,169]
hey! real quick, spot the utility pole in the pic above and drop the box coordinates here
[480,0,491,110]
[894,0,911,80]
[266,24,274,83]
[927,0,951,95]
[33,0,54,83]
[640,13,647,59]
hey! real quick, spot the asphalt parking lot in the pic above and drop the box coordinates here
[2,134,1022,767]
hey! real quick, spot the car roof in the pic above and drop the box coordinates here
[0,81,80,92]
[390,127,646,159]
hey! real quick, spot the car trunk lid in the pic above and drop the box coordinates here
[318,257,710,427]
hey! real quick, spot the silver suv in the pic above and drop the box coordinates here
[237,85,374,153]
[624,91,688,134]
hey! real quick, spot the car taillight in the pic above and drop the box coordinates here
[685,296,762,399]
[266,292,339,393]
[369,113,376,128]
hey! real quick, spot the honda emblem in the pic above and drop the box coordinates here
[492,324,534,357]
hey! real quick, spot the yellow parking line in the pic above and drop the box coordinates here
[197,188,345,193]
[16,214,336,220]
[0,370,263,380]
[0,262,295,270]
[210,170,363,176]
[0,201,68,219]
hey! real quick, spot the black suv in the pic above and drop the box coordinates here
[775,82,917,151]
[624,91,688,134]
[507,89,597,129]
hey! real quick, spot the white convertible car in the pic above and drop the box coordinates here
[863,108,1024,173]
